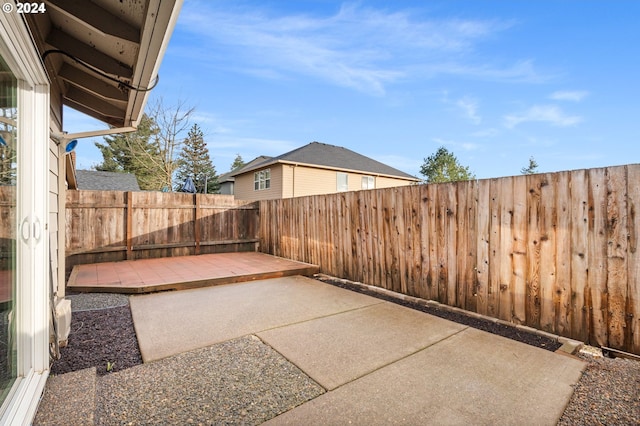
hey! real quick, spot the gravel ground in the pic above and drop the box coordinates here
[558,350,640,425]
[96,335,324,425]
[50,290,640,425]
[65,292,129,312]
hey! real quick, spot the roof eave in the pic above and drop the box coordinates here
[233,159,420,181]
[124,0,183,127]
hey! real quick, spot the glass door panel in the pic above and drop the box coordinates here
[0,54,17,406]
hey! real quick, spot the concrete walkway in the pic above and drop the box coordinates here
[125,276,585,425]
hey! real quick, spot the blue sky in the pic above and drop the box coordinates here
[67,1,640,180]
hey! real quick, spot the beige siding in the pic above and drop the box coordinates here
[234,163,418,200]
[281,165,294,198]
[49,90,64,296]
[291,166,416,197]
[291,166,337,196]
[376,176,416,189]
[234,164,284,201]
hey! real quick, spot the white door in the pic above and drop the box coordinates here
[0,13,50,424]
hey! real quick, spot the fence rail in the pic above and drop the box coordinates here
[259,164,640,355]
[65,190,259,274]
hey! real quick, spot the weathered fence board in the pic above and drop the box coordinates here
[66,190,258,275]
[259,164,640,355]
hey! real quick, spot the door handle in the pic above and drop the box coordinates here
[21,216,30,243]
[20,216,43,244]
[33,216,42,243]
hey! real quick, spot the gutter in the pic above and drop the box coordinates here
[233,159,420,182]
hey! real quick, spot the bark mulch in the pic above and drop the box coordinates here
[50,305,141,377]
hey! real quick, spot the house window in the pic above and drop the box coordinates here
[362,176,375,189]
[337,172,348,192]
[254,169,270,190]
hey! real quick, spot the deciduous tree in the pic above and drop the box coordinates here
[94,114,163,190]
[146,97,195,191]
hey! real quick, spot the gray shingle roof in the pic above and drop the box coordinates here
[230,142,418,180]
[76,170,140,191]
[219,156,273,183]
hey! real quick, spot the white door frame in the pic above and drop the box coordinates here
[0,9,51,425]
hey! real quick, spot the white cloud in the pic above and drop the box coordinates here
[504,105,582,128]
[209,136,298,155]
[456,96,481,124]
[549,90,589,102]
[471,128,500,138]
[432,137,480,151]
[176,2,539,95]
[424,59,551,83]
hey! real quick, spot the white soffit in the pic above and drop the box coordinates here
[24,0,183,128]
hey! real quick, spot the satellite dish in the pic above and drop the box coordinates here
[65,139,78,153]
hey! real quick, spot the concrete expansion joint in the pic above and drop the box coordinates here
[327,326,470,394]
[315,274,586,356]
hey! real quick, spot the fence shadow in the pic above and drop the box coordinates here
[259,164,640,356]
[65,191,259,278]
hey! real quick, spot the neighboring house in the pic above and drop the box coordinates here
[0,1,182,423]
[230,142,420,201]
[76,170,141,191]
[218,155,272,195]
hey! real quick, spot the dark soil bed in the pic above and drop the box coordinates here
[50,305,142,377]
[314,276,563,351]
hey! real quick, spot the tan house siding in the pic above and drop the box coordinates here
[376,175,416,189]
[235,163,417,201]
[49,91,63,296]
[289,165,337,197]
[292,166,414,195]
[281,164,294,198]
[234,164,284,200]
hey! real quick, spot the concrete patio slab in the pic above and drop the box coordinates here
[257,301,467,390]
[130,275,382,362]
[266,327,586,426]
[127,276,586,425]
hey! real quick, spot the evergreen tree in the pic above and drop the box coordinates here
[230,153,246,171]
[94,114,164,190]
[175,124,218,193]
[420,146,475,183]
[520,156,539,175]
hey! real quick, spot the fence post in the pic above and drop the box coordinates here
[194,193,201,255]
[126,191,133,260]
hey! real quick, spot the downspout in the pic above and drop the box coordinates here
[48,126,137,355]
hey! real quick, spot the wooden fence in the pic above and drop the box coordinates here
[66,190,259,275]
[260,164,640,355]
